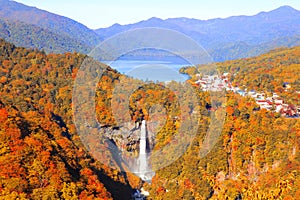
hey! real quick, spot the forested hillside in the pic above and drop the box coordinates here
[0,39,136,199]
[181,46,300,106]
[146,91,299,199]
[0,0,101,54]
[162,46,300,199]
[0,38,299,199]
[0,18,91,54]
[0,0,101,47]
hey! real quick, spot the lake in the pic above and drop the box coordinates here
[103,59,191,82]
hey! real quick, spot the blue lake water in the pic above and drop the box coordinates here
[103,60,191,82]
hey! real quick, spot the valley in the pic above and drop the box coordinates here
[0,1,299,199]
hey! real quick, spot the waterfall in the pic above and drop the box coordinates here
[138,120,147,175]
[139,120,147,154]
[135,120,154,182]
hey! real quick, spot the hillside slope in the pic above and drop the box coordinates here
[0,0,101,48]
[0,38,299,199]
[0,18,91,53]
[147,46,300,199]
[0,39,135,199]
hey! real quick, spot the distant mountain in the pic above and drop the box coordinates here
[95,6,300,62]
[0,0,101,48]
[210,34,300,61]
[0,18,91,53]
[1,0,299,61]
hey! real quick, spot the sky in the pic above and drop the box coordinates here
[13,0,300,29]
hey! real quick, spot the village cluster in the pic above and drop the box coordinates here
[194,73,300,118]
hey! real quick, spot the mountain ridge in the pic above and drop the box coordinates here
[0,1,299,62]
[0,0,101,47]
[0,17,91,53]
[95,5,300,61]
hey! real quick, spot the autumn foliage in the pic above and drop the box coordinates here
[0,39,133,199]
[0,38,299,199]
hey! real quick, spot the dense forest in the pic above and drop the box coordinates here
[0,38,299,199]
[147,92,299,199]
[0,18,91,54]
[166,47,300,199]
[0,39,138,199]
[0,0,101,47]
